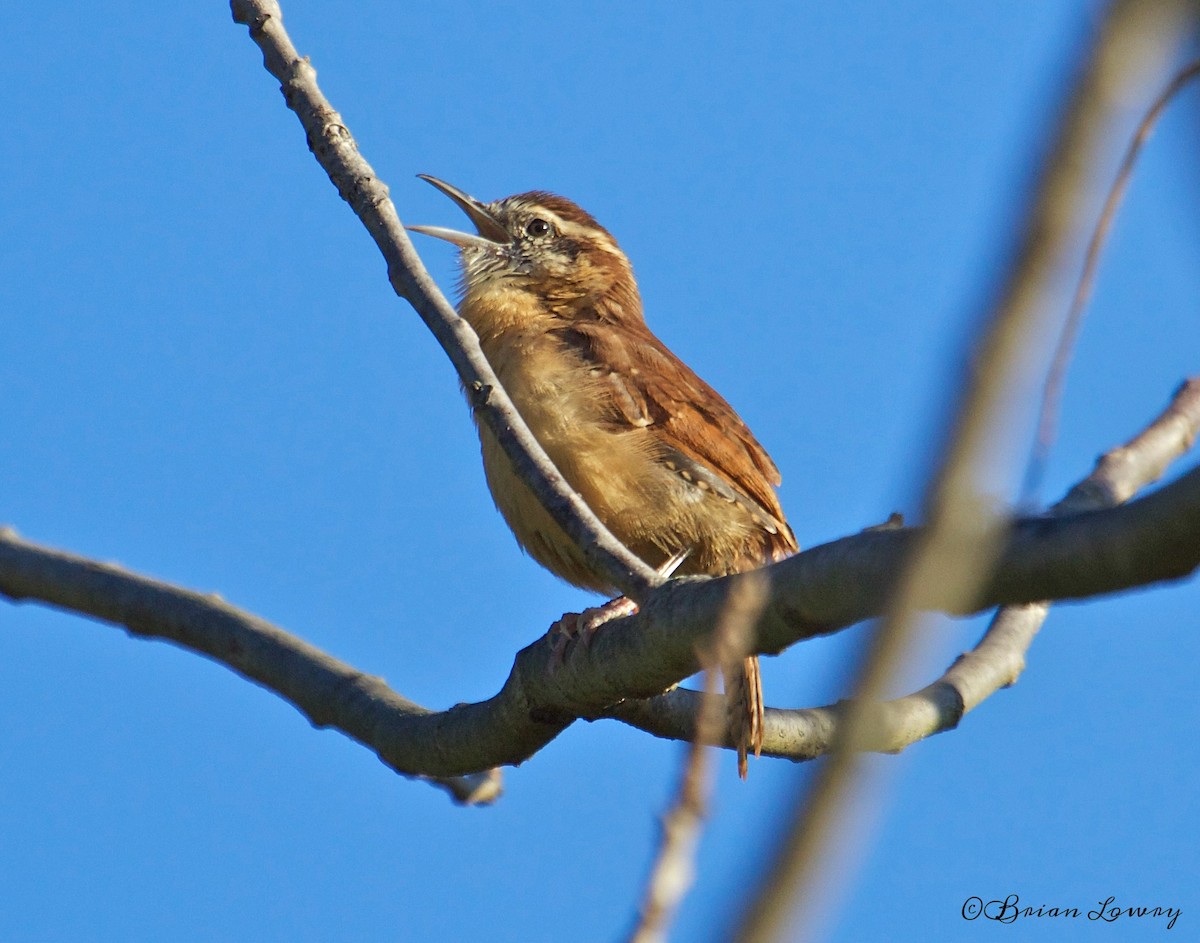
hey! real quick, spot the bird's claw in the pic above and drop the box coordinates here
[547,596,639,669]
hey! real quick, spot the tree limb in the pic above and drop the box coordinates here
[4,382,1197,781]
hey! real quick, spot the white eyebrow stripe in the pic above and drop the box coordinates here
[506,197,624,255]
[535,208,569,228]
[554,217,620,253]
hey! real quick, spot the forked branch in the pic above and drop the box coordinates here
[3,382,1197,786]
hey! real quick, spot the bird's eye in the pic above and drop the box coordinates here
[525,218,551,238]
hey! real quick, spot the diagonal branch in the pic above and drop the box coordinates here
[734,3,1199,939]
[228,0,660,602]
[626,574,769,943]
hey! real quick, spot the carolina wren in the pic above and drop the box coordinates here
[410,176,797,776]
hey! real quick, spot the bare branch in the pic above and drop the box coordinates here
[0,527,499,805]
[227,0,660,601]
[627,575,769,943]
[4,382,1198,783]
[733,3,1198,940]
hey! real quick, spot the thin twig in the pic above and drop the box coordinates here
[425,768,504,806]
[1023,59,1200,504]
[628,575,769,943]
[732,4,1197,942]
[228,0,660,601]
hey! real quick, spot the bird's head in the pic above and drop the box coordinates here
[409,175,640,320]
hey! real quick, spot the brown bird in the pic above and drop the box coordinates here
[410,176,797,776]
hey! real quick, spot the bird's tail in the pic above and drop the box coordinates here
[727,654,764,779]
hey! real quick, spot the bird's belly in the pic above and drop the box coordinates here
[470,333,776,591]
[475,417,770,594]
[476,413,654,594]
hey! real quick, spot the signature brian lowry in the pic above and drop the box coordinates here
[962,894,1180,930]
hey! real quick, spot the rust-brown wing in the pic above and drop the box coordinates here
[555,318,797,554]
[555,315,788,779]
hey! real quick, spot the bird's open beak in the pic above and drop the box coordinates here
[407,175,510,248]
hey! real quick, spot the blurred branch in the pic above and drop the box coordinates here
[627,574,769,943]
[1024,59,1200,503]
[3,387,1198,782]
[611,379,1200,756]
[228,0,660,602]
[734,2,1199,940]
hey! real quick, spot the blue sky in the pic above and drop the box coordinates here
[3,3,1197,941]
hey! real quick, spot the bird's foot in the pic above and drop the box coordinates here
[548,596,639,666]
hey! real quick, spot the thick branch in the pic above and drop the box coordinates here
[228,0,659,600]
[4,416,1197,778]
